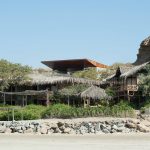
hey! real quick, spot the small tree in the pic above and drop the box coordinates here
[0,59,32,90]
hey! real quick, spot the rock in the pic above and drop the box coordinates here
[137,124,150,133]
[51,123,58,129]
[59,125,65,132]
[24,128,33,134]
[90,128,95,133]
[18,130,23,133]
[122,128,131,133]
[95,123,101,131]
[0,126,6,133]
[134,36,150,65]
[5,128,12,133]
[79,126,88,134]
[112,125,118,131]
[102,128,110,134]
[40,127,48,134]
[63,128,71,134]
[64,123,70,128]
[29,125,35,129]
[117,123,125,128]
[57,122,64,127]
[100,124,106,130]
[47,129,54,134]
[24,122,30,128]
[54,127,61,133]
[117,127,126,132]
[111,129,117,133]
[125,122,137,129]
[5,122,11,128]
[106,125,111,131]
[15,126,22,132]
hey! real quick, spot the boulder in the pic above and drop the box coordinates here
[63,128,71,134]
[51,123,58,129]
[24,128,33,134]
[95,123,101,131]
[125,122,137,129]
[5,128,12,134]
[40,127,48,134]
[57,122,64,127]
[112,125,118,131]
[102,128,110,134]
[137,124,150,133]
[0,126,6,133]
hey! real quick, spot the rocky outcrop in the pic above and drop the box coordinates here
[134,36,150,65]
[0,118,149,135]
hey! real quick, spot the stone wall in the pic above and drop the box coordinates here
[0,118,150,134]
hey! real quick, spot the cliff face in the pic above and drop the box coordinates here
[134,36,150,65]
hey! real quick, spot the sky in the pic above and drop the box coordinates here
[0,0,150,68]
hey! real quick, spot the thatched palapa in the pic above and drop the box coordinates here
[79,86,109,100]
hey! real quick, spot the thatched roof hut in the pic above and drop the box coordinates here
[79,86,109,100]
[103,61,150,82]
[120,61,150,78]
[22,72,102,86]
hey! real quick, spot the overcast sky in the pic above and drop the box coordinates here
[0,0,150,68]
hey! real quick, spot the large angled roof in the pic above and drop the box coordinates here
[42,58,107,72]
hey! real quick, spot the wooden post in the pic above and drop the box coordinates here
[12,108,14,122]
[3,93,6,105]
[25,95,27,106]
[83,98,85,108]
[46,90,49,107]
[22,96,24,107]
[11,86,13,105]
[67,95,70,106]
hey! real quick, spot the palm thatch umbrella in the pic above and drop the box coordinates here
[79,86,110,100]
[78,86,110,107]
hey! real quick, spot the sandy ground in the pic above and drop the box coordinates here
[0,134,150,150]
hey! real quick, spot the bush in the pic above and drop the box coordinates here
[111,101,135,117]
[42,102,135,119]
[42,104,74,119]
[0,105,45,121]
[140,99,150,113]
[0,102,136,121]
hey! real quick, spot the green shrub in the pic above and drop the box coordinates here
[0,105,46,121]
[111,101,135,117]
[0,102,136,121]
[140,99,150,113]
[42,104,74,119]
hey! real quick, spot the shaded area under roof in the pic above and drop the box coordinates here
[42,59,107,72]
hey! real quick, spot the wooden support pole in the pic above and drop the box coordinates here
[25,95,27,106]
[68,95,70,106]
[3,94,5,105]
[22,96,24,107]
[46,90,49,107]
[12,108,14,122]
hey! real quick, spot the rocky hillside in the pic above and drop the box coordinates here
[134,36,150,65]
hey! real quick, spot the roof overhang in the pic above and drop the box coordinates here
[41,58,108,72]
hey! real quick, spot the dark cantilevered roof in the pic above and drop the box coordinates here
[41,59,108,72]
